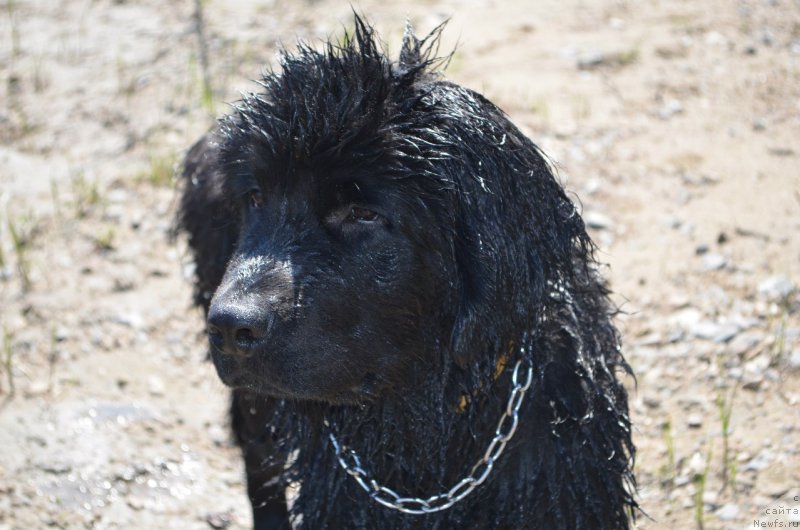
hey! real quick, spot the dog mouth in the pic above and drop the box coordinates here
[211,346,380,404]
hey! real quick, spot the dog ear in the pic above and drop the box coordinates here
[449,207,499,369]
[177,133,239,314]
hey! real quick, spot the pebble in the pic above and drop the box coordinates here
[705,31,727,46]
[788,352,800,370]
[702,253,728,271]
[205,512,233,529]
[692,321,740,343]
[658,99,684,119]
[758,275,795,301]
[687,414,703,428]
[577,51,607,70]
[716,503,739,520]
[584,211,615,230]
[728,333,761,356]
[147,376,165,396]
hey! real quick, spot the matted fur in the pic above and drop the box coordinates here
[178,16,636,530]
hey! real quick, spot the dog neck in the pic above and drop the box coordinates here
[265,316,635,529]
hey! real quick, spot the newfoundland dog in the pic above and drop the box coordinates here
[178,17,636,530]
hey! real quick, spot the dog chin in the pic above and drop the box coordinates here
[211,350,373,404]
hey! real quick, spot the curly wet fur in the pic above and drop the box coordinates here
[178,17,636,530]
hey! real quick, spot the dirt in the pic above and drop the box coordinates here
[1,1,798,529]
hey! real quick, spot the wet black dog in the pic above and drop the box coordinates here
[178,17,636,530]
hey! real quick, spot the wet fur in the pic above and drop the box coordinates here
[178,17,636,530]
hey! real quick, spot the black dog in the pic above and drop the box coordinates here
[178,17,636,530]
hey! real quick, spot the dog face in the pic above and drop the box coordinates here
[207,161,454,403]
[197,21,586,406]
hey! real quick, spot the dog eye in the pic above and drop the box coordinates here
[347,206,379,223]
[249,189,264,209]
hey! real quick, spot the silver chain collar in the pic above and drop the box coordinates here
[326,352,534,515]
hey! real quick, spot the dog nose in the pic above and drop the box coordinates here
[207,303,271,358]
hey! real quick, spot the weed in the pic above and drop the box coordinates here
[193,0,214,115]
[2,326,14,396]
[616,47,640,67]
[572,94,592,122]
[715,383,738,491]
[693,445,713,530]
[50,179,62,220]
[137,153,176,187]
[7,212,36,290]
[71,172,104,218]
[48,328,58,395]
[6,0,21,59]
[660,417,676,483]
[94,226,115,251]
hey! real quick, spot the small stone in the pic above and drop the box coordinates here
[705,31,727,46]
[758,275,795,301]
[206,511,233,529]
[147,376,165,396]
[584,211,615,231]
[691,321,740,343]
[695,244,710,255]
[608,17,624,30]
[687,414,703,428]
[643,396,661,409]
[114,312,144,330]
[577,51,607,70]
[788,352,800,370]
[758,29,775,46]
[702,253,727,271]
[658,99,684,119]
[716,503,739,520]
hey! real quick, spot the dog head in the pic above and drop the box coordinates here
[196,19,588,404]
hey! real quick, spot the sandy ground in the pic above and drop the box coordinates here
[1,1,799,529]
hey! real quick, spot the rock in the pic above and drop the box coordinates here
[147,376,165,396]
[691,321,740,343]
[716,503,739,520]
[584,211,614,230]
[758,275,795,301]
[758,29,775,46]
[608,17,624,30]
[695,244,710,255]
[788,352,800,370]
[577,51,607,70]
[658,99,684,119]
[687,414,703,428]
[728,333,761,356]
[705,31,727,46]
[702,253,727,271]
[743,449,774,471]
[206,512,233,529]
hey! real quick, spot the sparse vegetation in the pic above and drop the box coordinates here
[70,172,104,218]
[193,0,214,115]
[6,0,21,59]
[137,153,176,187]
[693,446,713,530]
[2,326,14,396]
[660,417,677,483]
[715,384,737,491]
[94,226,116,251]
[7,212,36,290]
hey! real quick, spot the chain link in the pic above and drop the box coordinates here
[326,352,534,515]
